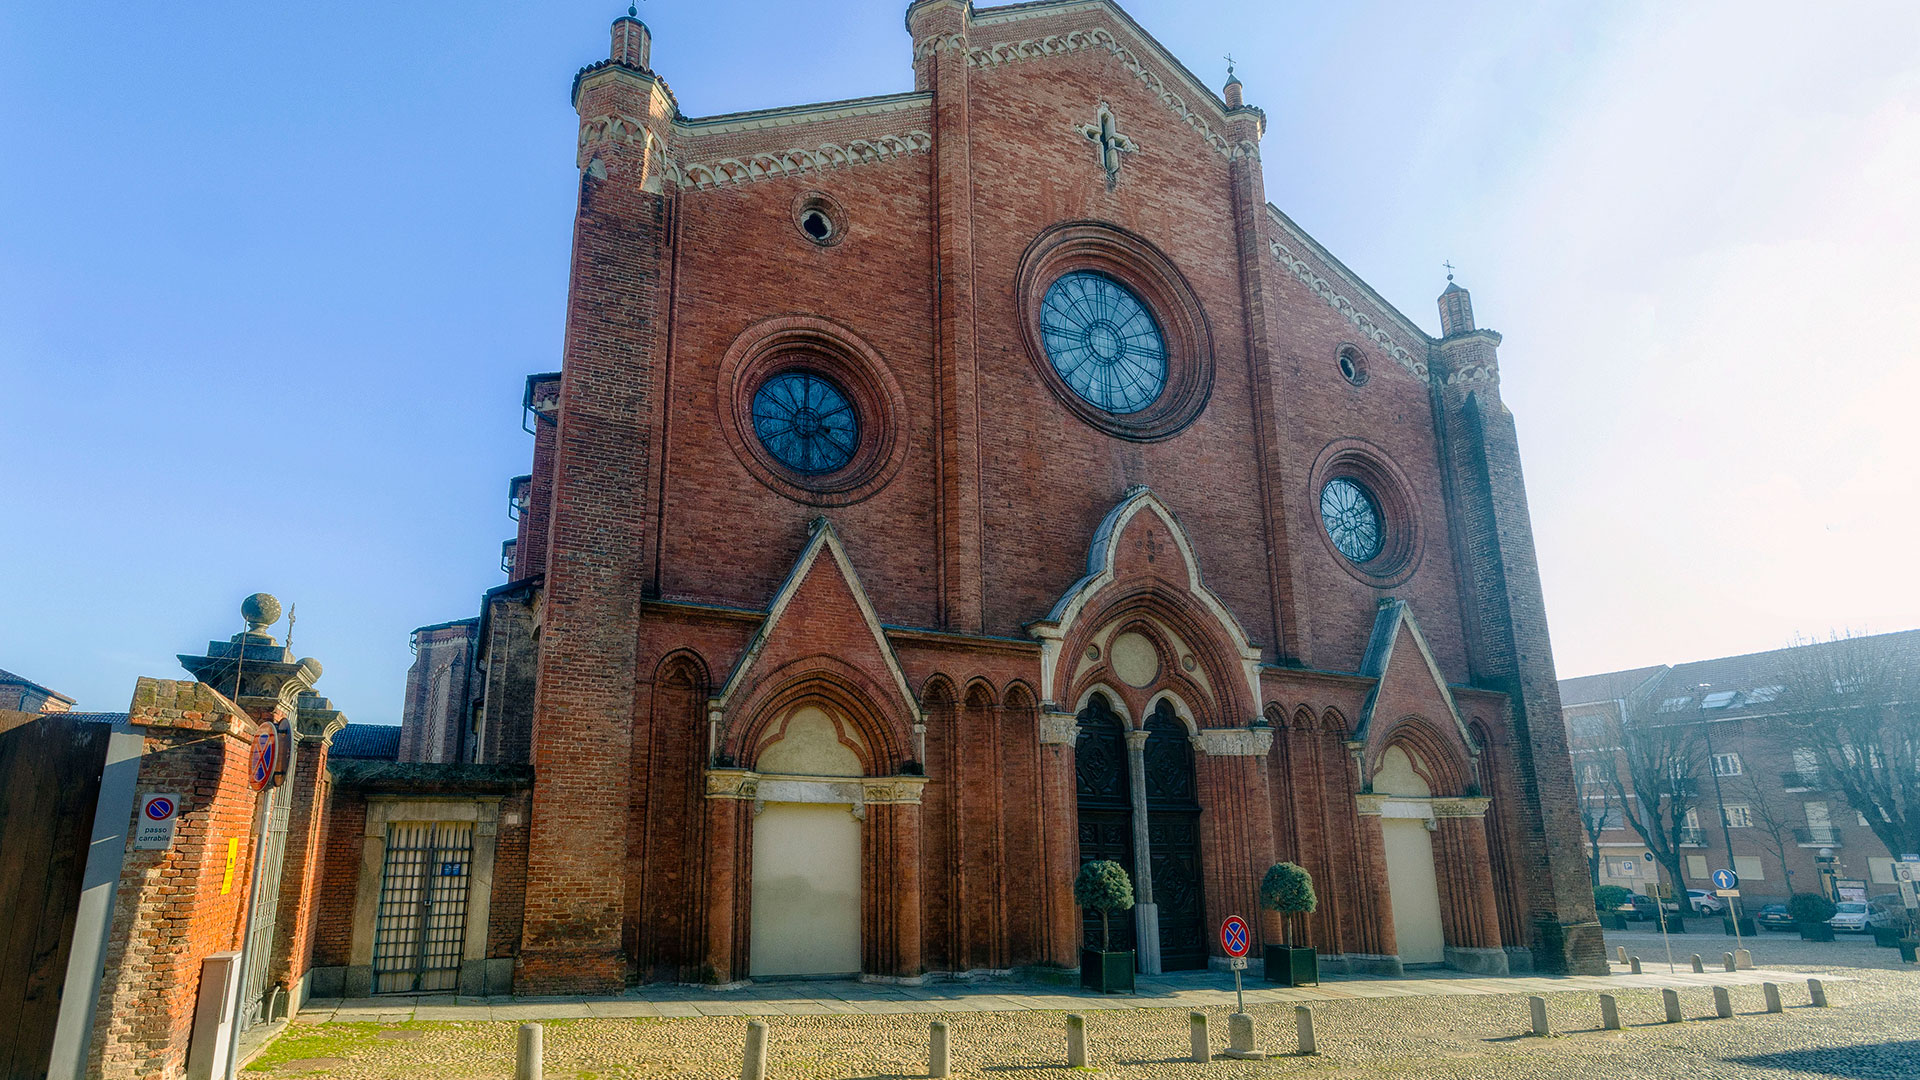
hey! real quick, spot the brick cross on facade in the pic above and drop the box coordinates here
[1076,101,1138,190]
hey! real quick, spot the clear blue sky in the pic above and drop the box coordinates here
[4,1,1916,724]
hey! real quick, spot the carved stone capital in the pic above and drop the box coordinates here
[1432,797,1492,819]
[705,769,759,800]
[1190,726,1274,757]
[1039,711,1079,745]
[862,776,929,805]
[1124,728,1153,748]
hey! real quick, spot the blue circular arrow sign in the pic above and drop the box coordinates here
[1711,868,1739,890]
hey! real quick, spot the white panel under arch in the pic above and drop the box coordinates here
[1381,817,1445,965]
[750,802,861,977]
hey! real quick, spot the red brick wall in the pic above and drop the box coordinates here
[508,1,1597,984]
[312,786,366,969]
[89,680,262,1080]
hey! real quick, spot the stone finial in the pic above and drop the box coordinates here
[612,10,651,69]
[1224,55,1243,109]
[241,593,282,634]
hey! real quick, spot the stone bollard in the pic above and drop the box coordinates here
[1222,1013,1265,1061]
[1662,988,1682,1024]
[929,1021,950,1079]
[1600,994,1621,1031]
[1294,1006,1316,1056]
[1763,982,1782,1014]
[1808,978,1828,1007]
[1723,953,1737,973]
[1691,954,1704,973]
[1189,1012,1210,1063]
[1713,986,1733,1019]
[1066,1014,1087,1068]
[742,1020,768,1080]
[1529,996,1550,1037]
[1736,948,1752,970]
[1617,946,1629,965]
[1629,957,1642,974]
[516,1023,543,1080]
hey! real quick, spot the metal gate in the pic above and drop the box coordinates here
[370,822,474,993]
[240,762,292,1029]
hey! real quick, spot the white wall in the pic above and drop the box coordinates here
[749,802,861,977]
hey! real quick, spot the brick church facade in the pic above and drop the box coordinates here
[434,0,1603,992]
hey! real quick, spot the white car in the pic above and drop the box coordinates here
[1829,902,1871,932]
[1686,890,1725,915]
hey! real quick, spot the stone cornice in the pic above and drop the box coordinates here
[675,92,931,136]
[1264,204,1434,375]
[1039,711,1079,745]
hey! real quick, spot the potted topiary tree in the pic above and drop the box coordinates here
[1789,892,1837,941]
[1260,862,1319,986]
[1074,860,1136,993]
[1594,885,1633,931]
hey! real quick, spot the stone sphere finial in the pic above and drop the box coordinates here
[241,593,282,633]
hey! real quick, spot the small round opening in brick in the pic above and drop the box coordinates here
[801,209,833,242]
[1338,349,1368,387]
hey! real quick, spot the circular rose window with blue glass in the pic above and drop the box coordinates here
[1319,477,1383,563]
[1039,271,1168,414]
[752,371,859,474]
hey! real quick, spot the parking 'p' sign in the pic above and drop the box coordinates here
[135,793,181,850]
[1221,915,1250,958]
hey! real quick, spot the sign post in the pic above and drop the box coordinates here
[1221,916,1250,1014]
[1712,868,1743,951]
[1646,854,1675,972]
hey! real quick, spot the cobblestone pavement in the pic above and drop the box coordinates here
[258,930,1917,1078]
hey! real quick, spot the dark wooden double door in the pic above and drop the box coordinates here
[1075,698,1207,970]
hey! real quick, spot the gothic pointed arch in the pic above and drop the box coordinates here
[1031,487,1262,725]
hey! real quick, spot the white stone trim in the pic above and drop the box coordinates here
[706,769,925,807]
[1190,726,1274,758]
[676,92,931,135]
[1073,683,1134,725]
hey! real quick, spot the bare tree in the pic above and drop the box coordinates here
[1604,699,1708,895]
[1730,766,1800,894]
[1772,632,1920,860]
[1570,752,1618,888]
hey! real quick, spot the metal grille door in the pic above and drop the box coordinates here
[371,822,474,993]
[241,781,291,1028]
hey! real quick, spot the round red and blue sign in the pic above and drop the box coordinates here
[144,796,175,821]
[249,723,286,791]
[1221,915,1250,958]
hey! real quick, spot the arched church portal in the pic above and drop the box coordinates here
[747,705,863,977]
[1074,694,1207,970]
[1374,744,1445,966]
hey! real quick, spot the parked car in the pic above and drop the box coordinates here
[1829,901,1871,932]
[1686,889,1726,915]
[1866,894,1909,930]
[1627,894,1683,921]
[1756,903,1796,931]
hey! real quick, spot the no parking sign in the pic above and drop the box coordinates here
[134,793,180,850]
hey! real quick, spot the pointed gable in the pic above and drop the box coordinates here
[1355,599,1474,754]
[712,519,921,738]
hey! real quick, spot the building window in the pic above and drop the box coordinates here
[1038,270,1168,414]
[1569,714,1604,739]
[1659,696,1693,712]
[1870,857,1898,884]
[1319,477,1383,563]
[1733,855,1765,881]
[1701,690,1737,709]
[1722,803,1753,829]
[751,371,859,474]
[1580,761,1616,785]
[1686,855,1709,880]
[1712,752,1743,777]
[1337,345,1369,387]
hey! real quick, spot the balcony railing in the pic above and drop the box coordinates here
[1781,770,1823,791]
[1667,779,1700,799]
[1678,827,1707,846]
[1793,826,1844,846]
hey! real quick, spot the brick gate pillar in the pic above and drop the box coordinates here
[1038,710,1081,967]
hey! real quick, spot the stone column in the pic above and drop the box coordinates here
[863,779,927,979]
[266,694,348,1008]
[1038,711,1081,967]
[1123,728,1161,974]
